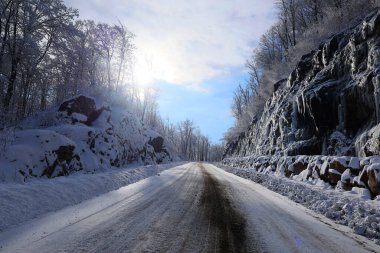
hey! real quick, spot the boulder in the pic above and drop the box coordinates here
[148,136,164,153]
[367,164,380,196]
[59,95,96,117]
[42,145,78,178]
[286,161,307,177]
[348,157,361,175]
[328,169,342,185]
[356,125,380,157]
[58,95,109,126]
[329,157,349,174]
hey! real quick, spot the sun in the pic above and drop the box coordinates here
[133,49,177,87]
[134,57,154,86]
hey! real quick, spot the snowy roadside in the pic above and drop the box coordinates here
[216,163,380,244]
[0,162,185,232]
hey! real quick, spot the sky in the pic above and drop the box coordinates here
[64,0,277,143]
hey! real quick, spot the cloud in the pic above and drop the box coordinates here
[64,0,276,90]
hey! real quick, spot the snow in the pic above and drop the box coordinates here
[329,169,342,175]
[0,163,378,253]
[349,157,360,170]
[341,169,351,182]
[351,187,372,200]
[320,160,329,175]
[0,129,80,182]
[0,162,184,232]
[217,162,380,244]
[0,97,173,183]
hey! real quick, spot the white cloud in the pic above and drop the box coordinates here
[64,0,276,90]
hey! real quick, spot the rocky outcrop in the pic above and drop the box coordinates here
[1,95,172,182]
[148,136,164,153]
[42,145,78,178]
[222,155,380,198]
[58,95,110,126]
[225,9,380,158]
[58,95,97,117]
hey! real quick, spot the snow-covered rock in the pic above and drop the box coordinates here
[0,129,82,182]
[367,163,380,196]
[0,96,172,183]
[222,155,380,197]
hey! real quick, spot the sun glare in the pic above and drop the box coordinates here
[134,49,178,87]
[134,59,154,86]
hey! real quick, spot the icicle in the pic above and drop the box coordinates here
[338,93,346,133]
[355,132,368,158]
[374,75,380,124]
[338,104,343,131]
[321,136,328,155]
[291,99,298,131]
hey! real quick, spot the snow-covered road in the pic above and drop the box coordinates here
[0,163,378,252]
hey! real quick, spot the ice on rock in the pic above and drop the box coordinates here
[348,157,360,170]
[341,169,351,183]
[224,10,380,159]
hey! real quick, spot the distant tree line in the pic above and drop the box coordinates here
[226,0,380,142]
[0,0,223,161]
[153,118,224,162]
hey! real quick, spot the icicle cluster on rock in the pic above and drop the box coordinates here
[224,9,380,159]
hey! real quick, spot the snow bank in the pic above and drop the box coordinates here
[217,163,380,244]
[223,155,380,197]
[0,162,184,232]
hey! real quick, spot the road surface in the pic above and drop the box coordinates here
[0,163,378,252]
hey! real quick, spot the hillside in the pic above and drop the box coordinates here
[0,95,172,183]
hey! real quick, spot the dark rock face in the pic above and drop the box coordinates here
[148,136,164,153]
[329,158,348,174]
[287,161,307,177]
[58,95,109,126]
[367,164,380,195]
[42,145,80,178]
[225,10,380,158]
[59,95,96,117]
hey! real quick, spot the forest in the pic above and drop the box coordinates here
[0,0,223,162]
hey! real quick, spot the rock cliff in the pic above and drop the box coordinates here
[225,9,380,158]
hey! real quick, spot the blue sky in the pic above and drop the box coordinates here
[156,67,248,142]
[64,0,277,143]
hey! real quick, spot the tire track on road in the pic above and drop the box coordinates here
[200,164,248,253]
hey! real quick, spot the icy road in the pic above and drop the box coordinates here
[0,163,378,253]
